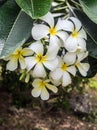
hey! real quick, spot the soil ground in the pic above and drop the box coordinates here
[0,88,97,130]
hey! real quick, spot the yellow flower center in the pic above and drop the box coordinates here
[39,80,47,88]
[72,30,79,38]
[14,48,23,58]
[61,63,68,71]
[49,27,57,35]
[35,54,47,63]
[75,62,80,68]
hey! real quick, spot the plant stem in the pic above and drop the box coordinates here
[70,0,81,7]
[66,0,77,17]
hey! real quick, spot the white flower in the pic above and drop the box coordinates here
[63,50,89,76]
[63,48,88,65]
[62,17,87,52]
[25,41,58,78]
[32,12,69,47]
[75,51,90,76]
[4,47,33,71]
[50,56,76,87]
[31,79,58,100]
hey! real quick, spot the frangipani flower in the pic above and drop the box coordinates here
[50,56,76,87]
[31,79,58,100]
[4,47,33,71]
[62,17,87,52]
[75,52,90,76]
[32,12,69,47]
[63,48,88,65]
[63,50,89,76]
[25,41,58,78]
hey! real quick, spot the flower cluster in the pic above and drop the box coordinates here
[4,12,90,100]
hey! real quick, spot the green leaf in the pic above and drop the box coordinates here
[0,0,20,54]
[87,36,97,59]
[0,0,7,7]
[16,0,52,19]
[79,0,97,24]
[0,11,33,58]
[86,56,97,78]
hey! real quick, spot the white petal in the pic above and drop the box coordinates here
[77,51,85,61]
[64,36,78,52]
[41,87,49,100]
[62,72,72,86]
[57,31,69,43]
[63,52,76,65]
[77,38,86,51]
[31,87,41,97]
[67,66,76,76]
[19,56,26,69]
[50,68,63,81]
[76,63,89,76]
[70,17,82,31]
[47,46,59,60]
[50,78,61,86]
[46,84,58,93]
[32,79,42,88]
[80,63,90,72]
[32,24,49,40]
[50,35,61,47]
[29,41,44,55]
[6,56,18,71]
[61,19,74,32]
[57,57,64,67]
[78,28,87,39]
[43,58,58,71]
[49,68,62,87]
[55,18,64,30]
[77,64,87,76]
[32,63,46,78]
[40,12,54,27]
[22,48,33,56]
[25,57,36,71]
[78,51,88,61]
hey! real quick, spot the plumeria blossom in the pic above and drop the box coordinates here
[75,51,90,76]
[3,10,90,100]
[50,55,76,87]
[63,50,89,76]
[62,17,87,52]
[32,12,69,47]
[25,41,58,78]
[4,47,33,71]
[31,78,58,100]
[63,48,88,65]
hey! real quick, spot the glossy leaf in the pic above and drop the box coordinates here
[0,0,7,7]
[0,11,33,58]
[79,0,97,24]
[87,36,97,59]
[16,0,52,19]
[0,0,20,54]
[86,56,97,78]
